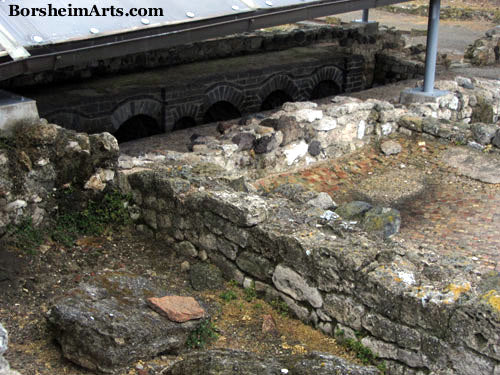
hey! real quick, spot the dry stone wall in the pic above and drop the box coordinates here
[120,165,500,375]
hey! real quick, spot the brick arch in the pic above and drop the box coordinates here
[110,98,162,132]
[204,84,245,111]
[307,65,344,97]
[167,103,201,131]
[258,74,300,103]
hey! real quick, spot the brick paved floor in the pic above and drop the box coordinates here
[257,135,500,272]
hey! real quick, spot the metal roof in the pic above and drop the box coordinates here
[0,0,412,81]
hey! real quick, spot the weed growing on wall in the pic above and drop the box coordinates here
[7,190,132,251]
[51,190,132,246]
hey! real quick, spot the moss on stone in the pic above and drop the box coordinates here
[444,282,471,301]
[482,290,500,315]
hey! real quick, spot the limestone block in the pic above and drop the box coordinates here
[236,252,273,281]
[201,191,268,227]
[273,264,323,308]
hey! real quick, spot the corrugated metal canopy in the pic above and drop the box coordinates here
[0,0,412,80]
[0,0,255,50]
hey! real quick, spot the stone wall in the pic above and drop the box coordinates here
[120,164,500,375]
[465,26,500,66]
[14,23,407,137]
[1,75,499,374]
[374,53,425,85]
[117,76,499,177]
[1,23,402,90]
[0,119,119,236]
[116,76,500,375]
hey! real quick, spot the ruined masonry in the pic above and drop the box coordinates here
[0,75,499,374]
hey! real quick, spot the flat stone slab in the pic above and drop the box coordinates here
[163,349,379,375]
[443,147,500,184]
[47,271,207,373]
[147,296,205,322]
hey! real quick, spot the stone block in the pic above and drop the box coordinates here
[273,264,323,308]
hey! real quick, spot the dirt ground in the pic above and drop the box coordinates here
[0,227,363,375]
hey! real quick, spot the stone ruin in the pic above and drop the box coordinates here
[0,75,500,374]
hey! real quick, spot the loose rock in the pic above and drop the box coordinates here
[147,296,205,323]
[381,140,402,155]
[47,271,207,373]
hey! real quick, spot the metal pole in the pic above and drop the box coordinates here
[423,0,441,93]
[362,9,369,22]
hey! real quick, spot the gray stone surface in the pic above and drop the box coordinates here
[471,123,498,145]
[381,140,402,155]
[443,146,500,184]
[163,349,379,375]
[306,192,336,210]
[47,271,206,373]
[232,132,256,151]
[362,207,401,238]
[493,130,500,148]
[236,252,273,281]
[0,324,6,355]
[254,134,279,154]
[175,241,198,258]
[272,183,317,204]
[190,263,224,291]
[308,140,322,156]
[201,191,268,227]
[274,116,304,146]
[335,201,373,220]
[272,264,323,308]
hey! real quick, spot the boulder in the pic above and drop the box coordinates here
[493,130,500,148]
[306,192,336,210]
[443,147,500,184]
[162,349,379,375]
[272,264,323,308]
[47,271,207,373]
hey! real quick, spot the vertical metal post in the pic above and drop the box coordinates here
[423,0,441,94]
[362,9,369,22]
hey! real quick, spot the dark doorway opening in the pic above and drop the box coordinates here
[260,90,293,111]
[310,80,341,100]
[203,101,241,123]
[113,115,162,143]
[174,116,197,131]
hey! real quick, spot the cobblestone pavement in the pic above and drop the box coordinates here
[256,136,500,272]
